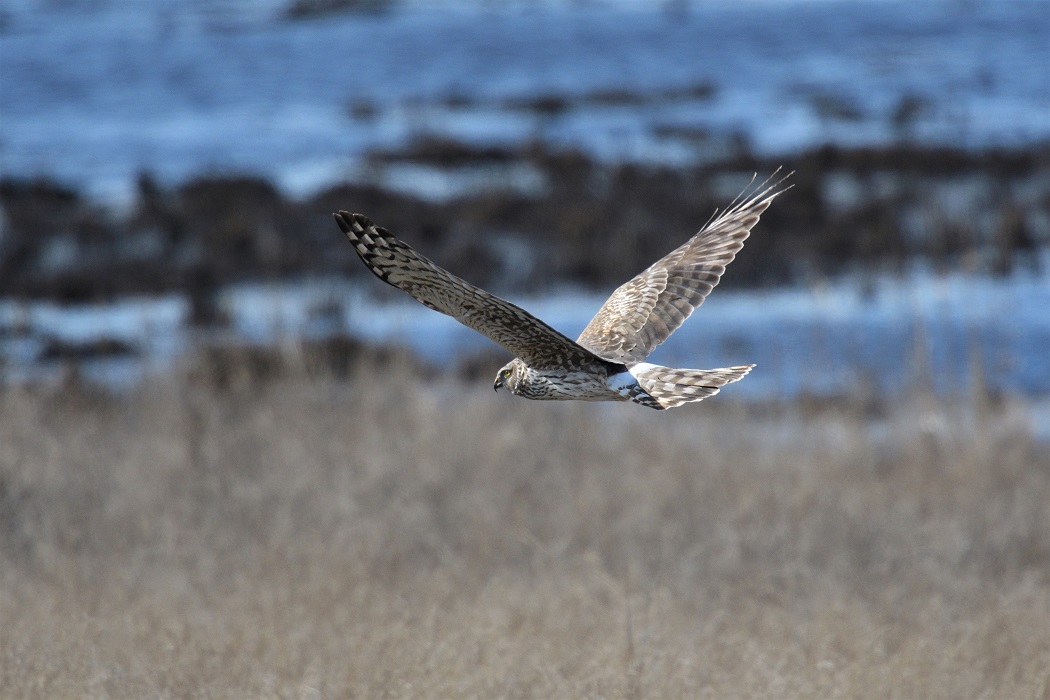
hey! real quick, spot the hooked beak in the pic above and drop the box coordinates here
[493,377,503,392]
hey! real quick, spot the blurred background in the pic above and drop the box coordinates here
[1,0,1048,406]
[2,1,1050,695]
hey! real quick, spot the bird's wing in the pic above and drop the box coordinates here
[576,171,791,364]
[335,212,614,371]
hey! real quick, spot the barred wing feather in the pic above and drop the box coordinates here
[576,173,791,364]
[334,212,614,371]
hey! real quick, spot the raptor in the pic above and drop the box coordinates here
[334,172,789,409]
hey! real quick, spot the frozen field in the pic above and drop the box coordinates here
[2,0,1047,202]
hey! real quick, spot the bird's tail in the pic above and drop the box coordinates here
[630,363,754,409]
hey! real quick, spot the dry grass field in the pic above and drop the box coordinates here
[1,355,1048,698]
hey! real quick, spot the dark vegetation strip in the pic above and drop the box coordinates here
[0,141,1046,305]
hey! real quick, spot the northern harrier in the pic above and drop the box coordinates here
[334,172,789,409]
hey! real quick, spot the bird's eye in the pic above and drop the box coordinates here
[502,369,512,378]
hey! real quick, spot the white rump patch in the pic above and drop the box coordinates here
[608,369,641,395]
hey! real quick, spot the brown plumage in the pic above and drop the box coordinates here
[334,170,790,409]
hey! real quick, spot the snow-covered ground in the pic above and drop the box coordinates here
[3,258,1047,403]
[2,0,1047,203]
[2,0,1047,437]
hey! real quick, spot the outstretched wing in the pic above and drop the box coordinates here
[335,212,614,371]
[576,171,791,364]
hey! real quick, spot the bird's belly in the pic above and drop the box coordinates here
[523,370,624,402]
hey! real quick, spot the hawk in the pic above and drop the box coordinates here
[334,172,789,410]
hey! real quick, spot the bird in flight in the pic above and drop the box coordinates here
[334,171,789,409]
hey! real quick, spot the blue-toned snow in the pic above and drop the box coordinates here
[3,260,1047,403]
[1,0,1048,203]
[1,0,1048,433]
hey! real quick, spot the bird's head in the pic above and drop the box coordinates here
[493,359,524,394]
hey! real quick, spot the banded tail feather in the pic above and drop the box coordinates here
[629,363,755,409]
